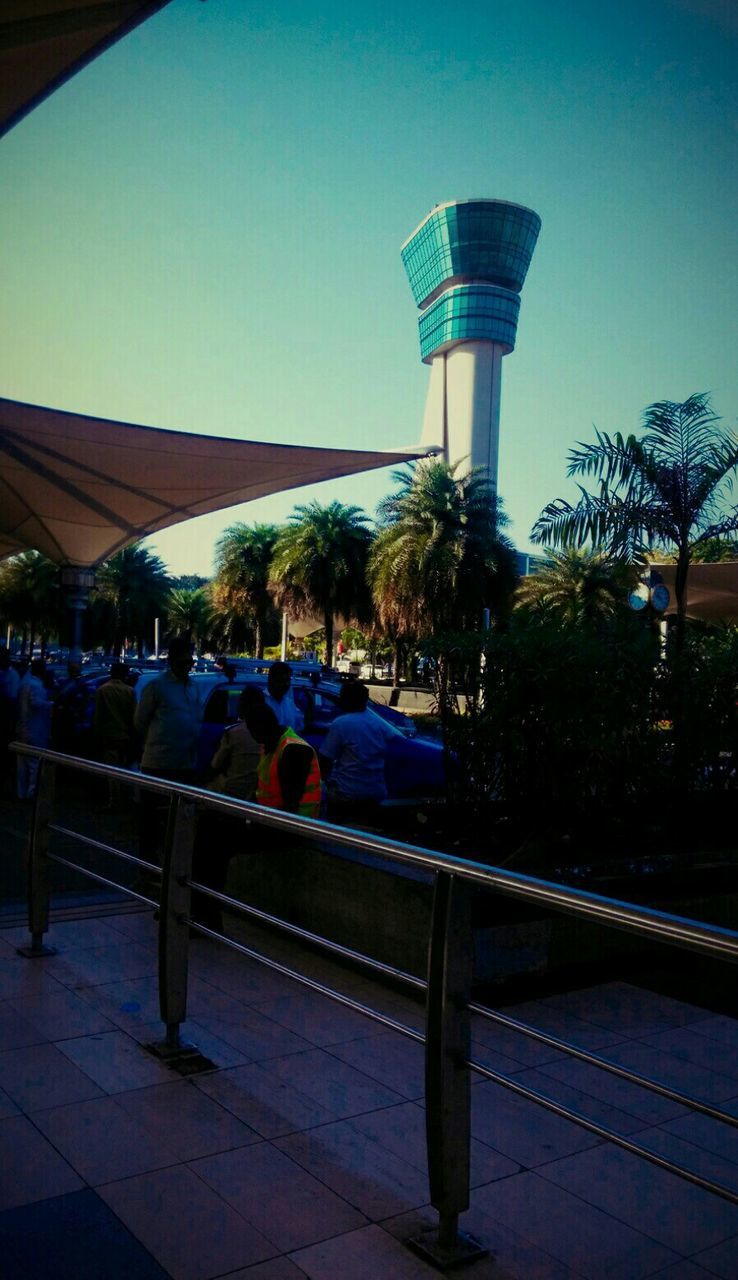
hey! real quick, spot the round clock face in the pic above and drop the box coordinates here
[651,584,671,612]
[628,584,649,611]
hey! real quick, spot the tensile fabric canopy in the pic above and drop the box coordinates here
[1,1,172,139]
[0,397,421,567]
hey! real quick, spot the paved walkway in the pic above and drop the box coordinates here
[1,908,738,1278]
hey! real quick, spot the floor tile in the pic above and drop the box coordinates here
[689,1016,738,1052]
[0,955,62,1002]
[691,1234,738,1278]
[603,1039,738,1105]
[327,1031,425,1099]
[0,1001,46,1049]
[0,917,125,953]
[290,1223,437,1278]
[531,983,707,1037]
[383,1205,584,1278]
[641,1026,738,1084]
[472,1169,678,1278]
[0,1041,104,1111]
[0,1087,19,1119]
[195,1062,336,1137]
[471,1078,600,1167]
[636,1125,738,1195]
[228,1261,308,1279]
[98,1164,275,1280]
[648,1264,718,1279]
[127,1016,253,1068]
[56,1029,175,1092]
[199,1005,314,1061]
[539,1143,738,1254]
[275,1121,431,1219]
[9,984,115,1039]
[0,1188,169,1279]
[492,1000,628,1053]
[114,1079,260,1160]
[40,940,158,988]
[536,1055,689,1125]
[190,945,302,1005]
[505,1065,651,1136]
[349,1099,520,1187]
[267,1047,404,1118]
[32,1093,181,1183]
[191,1141,367,1252]
[103,910,160,945]
[469,1012,569,1068]
[659,1112,738,1165]
[0,1113,83,1210]
[250,988,384,1048]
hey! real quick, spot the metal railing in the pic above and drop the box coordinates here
[12,743,738,1270]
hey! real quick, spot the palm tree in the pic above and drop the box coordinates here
[516,548,636,627]
[269,502,372,666]
[213,523,279,659]
[166,587,216,653]
[531,394,738,649]
[0,551,60,654]
[96,542,171,658]
[369,460,518,638]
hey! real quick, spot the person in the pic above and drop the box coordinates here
[190,687,264,933]
[134,637,204,784]
[15,658,52,799]
[318,679,401,825]
[207,686,263,801]
[52,661,87,753]
[243,703,321,817]
[94,662,137,805]
[0,649,20,791]
[134,637,204,866]
[264,661,304,734]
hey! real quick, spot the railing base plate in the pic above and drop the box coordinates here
[145,1039,215,1076]
[16,944,57,958]
[408,1228,489,1271]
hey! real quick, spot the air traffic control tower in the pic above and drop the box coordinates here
[402,199,541,488]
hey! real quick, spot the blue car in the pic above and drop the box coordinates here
[199,676,445,802]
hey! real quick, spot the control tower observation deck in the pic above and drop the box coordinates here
[402,199,541,487]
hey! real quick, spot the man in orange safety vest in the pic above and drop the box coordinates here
[243,704,321,818]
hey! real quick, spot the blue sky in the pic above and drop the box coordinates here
[1,0,736,575]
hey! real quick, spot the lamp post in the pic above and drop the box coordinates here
[59,566,96,665]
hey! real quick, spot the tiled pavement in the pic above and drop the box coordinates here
[1,911,738,1278]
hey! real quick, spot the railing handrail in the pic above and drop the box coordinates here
[14,742,738,964]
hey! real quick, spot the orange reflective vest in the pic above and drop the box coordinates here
[257,727,322,818]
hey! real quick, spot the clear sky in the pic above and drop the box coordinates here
[1,0,736,575]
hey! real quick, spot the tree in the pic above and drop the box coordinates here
[369,459,518,638]
[0,551,60,654]
[213,523,279,659]
[166,587,216,653]
[269,502,372,666]
[515,548,636,628]
[95,543,171,658]
[531,394,738,649]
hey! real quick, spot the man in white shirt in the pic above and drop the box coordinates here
[134,638,204,865]
[319,679,401,826]
[135,638,204,783]
[264,661,304,734]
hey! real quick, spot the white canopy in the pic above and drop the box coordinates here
[0,396,421,567]
[653,562,738,625]
[1,1,172,139]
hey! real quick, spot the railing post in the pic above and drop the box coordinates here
[149,793,196,1059]
[409,870,487,1269]
[17,756,57,958]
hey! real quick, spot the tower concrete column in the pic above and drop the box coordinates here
[403,199,541,491]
